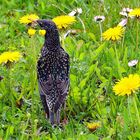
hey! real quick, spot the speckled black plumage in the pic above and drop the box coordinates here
[36,20,70,124]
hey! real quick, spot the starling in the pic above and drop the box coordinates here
[35,20,70,125]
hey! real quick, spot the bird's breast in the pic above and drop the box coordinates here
[37,50,68,81]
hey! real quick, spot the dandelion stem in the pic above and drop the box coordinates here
[27,37,37,122]
[115,96,118,138]
[132,94,140,125]
[121,30,125,57]
[7,64,14,114]
[61,33,66,50]
[99,22,102,42]
[20,118,30,140]
[136,19,139,50]
[127,96,132,123]
[114,44,121,78]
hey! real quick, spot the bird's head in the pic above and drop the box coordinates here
[32,19,60,48]
[33,19,57,32]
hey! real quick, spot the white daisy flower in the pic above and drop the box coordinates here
[128,59,138,67]
[120,8,133,17]
[68,8,82,16]
[94,16,105,22]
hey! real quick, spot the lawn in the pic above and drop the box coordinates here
[0,0,140,139]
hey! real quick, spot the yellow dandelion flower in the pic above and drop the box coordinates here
[129,8,140,17]
[113,74,140,96]
[52,15,76,29]
[19,14,39,24]
[87,122,101,132]
[39,29,46,36]
[28,28,36,36]
[102,26,125,41]
[0,51,22,64]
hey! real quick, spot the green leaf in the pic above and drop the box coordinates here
[70,74,77,82]
[95,65,107,82]
[88,32,96,42]
[79,78,87,88]
[86,63,97,77]
[79,52,85,61]
[92,42,106,61]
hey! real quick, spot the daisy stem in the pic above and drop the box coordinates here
[99,22,102,42]
[136,19,139,50]
[77,16,86,33]
[114,44,121,78]
[132,94,140,125]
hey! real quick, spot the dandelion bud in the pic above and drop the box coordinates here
[28,28,36,36]
[118,19,127,27]
[39,29,46,36]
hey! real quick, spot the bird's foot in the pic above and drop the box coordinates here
[45,113,49,119]
[62,118,68,126]
[51,124,63,131]
[52,124,57,129]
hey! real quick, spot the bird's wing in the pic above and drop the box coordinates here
[38,81,50,117]
[39,75,69,112]
[54,76,69,112]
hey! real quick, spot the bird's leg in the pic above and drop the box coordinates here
[40,94,49,118]
[62,102,68,125]
[56,109,60,124]
[49,110,54,125]
[63,102,66,118]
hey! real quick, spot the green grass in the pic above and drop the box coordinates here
[0,0,140,139]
